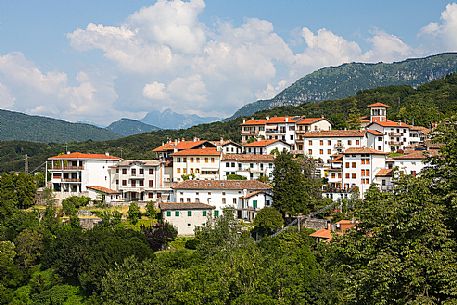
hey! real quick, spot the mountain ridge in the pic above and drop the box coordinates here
[106,118,160,136]
[230,52,457,119]
[142,108,219,130]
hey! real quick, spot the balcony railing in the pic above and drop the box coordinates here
[61,178,81,183]
[388,141,402,146]
[51,166,84,170]
[388,132,403,136]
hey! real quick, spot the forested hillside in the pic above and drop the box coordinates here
[105,119,160,136]
[0,109,120,143]
[3,73,457,173]
[231,52,457,118]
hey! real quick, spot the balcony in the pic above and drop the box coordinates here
[388,141,402,146]
[265,129,286,134]
[334,143,344,149]
[388,132,403,136]
[241,131,258,135]
[50,166,84,171]
[61,178,81,183]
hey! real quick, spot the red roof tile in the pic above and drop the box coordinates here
[48,152,121,160]
[87,186,120,194]
[153,140,211,152]
[171,148,221,156]
[370,120,410,128]
[302,130,365,138]
[368,102,390,108]
[366,129,384,136]
[375,168,393,177]
[392,150,438,160]
[243,139,286,147]
[240,119,268,126]
[296,118,325,125]
[172,180,271,190]
[309,228,332,240]
[266,116,300,124]
[343,147,388,155]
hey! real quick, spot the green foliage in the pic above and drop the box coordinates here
[14,228,44,268]
[0,173,37,209]
[141,223,178,251]
[61,196,90,210]
[181,173,195,181]
[127,202,141,225]
[226,173,247,180]
[145,202,157,219]
[252,207,284,237]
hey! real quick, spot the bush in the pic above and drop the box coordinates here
[128,202,141,225]
[227,174,247,180]
[184,238,199,250]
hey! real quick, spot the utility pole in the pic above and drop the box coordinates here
[24,154,28,173]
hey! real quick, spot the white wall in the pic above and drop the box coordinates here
[162,209,212,235]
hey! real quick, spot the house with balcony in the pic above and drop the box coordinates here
[243,139,290,155]
[240,118,268,143]
[295,117,332,150]
[171,148,222,182]
[172,180,272,219]
[109,160,172,202]
[152,138,216,160]
[220,154,275,181]
[47,152,121,202]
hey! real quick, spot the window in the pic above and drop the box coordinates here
[253,200,258,209]
[331,173,335,178]
[319,149,323,154]
[338,173,342,178]
[139,180,144,186]
[183,168,187,174]
[177,168,181,174]
[131,180,136,187]
[149,169,154,174]
[222,192,226,195]
[166,211,171,217]
[308,140,312,145]
[148,193,153,198]
[190,158,194,162]
[211,158,215,163]
[361,169,365,176]
[196,158,200,163]
[208,192,211,195]
[122,180,127,186]
[345,173,350,179]
[226,162,230,167]
[328,140,331,145]
[177,158,181,162]
[378,137,382,141]
[214,210,219,217]
[116,179,119,185]
[180,198,184,202]
[348,140,352,145]
[231,162,235,167]
[352,173,356,179]
[319,140,323,146]
[205,158,208,163]
[183,158,187,162]
[308,149,312,155]
[175,211,180,216]
[345,162,350,168]
[366,169,370,176]
[131,169,136,175]
[149,180,154,187]
[122,168,127,174]
[233,198,237,204]
[139,169,144,174]
[203,211,207,216]
[356,140,360,145]
[352,162,356,168]
[222,198,226,204]
[187,211,192,216]
[327,149,331,154]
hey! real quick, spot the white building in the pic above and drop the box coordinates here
[295,118,332,150]
[172,180,272,218]
[171,148,222,182]
[87,186,122,204]
[152,139,216,159]
[211,139,243,154]
[390,149,437,176]
[243,139,290,155]
[341,147,388,198]
[109,160,172,202]
[302,130,366,164]
[159,202,215,236]
[47,152,121,202]
[220,154,275,180]
[264,116,301,148]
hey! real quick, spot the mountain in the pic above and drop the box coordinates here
[0,109,120,143]
[142,109,219,130]
[231,53,457,119]
[106,118,160,136]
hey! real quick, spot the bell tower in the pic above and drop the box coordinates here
[368,102,389,123]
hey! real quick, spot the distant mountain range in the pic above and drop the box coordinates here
[141,109,219,130]
[106,118,160,136]
[230,53,457,119]
[0,109,120,143]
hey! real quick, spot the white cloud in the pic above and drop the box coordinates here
[362,31,413,62]
[419,3,457,51]
[0,82,15,109]
[143,81,168,100]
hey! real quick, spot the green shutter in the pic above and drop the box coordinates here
[203,211,207,216]
[253,200,258,209]
[214,210,219,217]
[187,211,192,216]
[175,211,180,216]
[166,211,171,217]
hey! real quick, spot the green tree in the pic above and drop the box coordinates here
[14,228,44,268]
[227,174,247,180]
[346,98,362,129]
[141,223,177,251]
[145,201,157,219]
[252,207,284,238]
[127,202,141,225]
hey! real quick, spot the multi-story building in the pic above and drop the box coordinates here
[220,154,275,180]
[171,148,222,182]
[243,139,290,155]
[109,160,172,202]
[47,152,121,201]
[152,138,216,159]
[295,118,332,150]
[172,180,272,218]
[389,149,437,176]
[240,119,267,143]
[159,202,215,235]
[409,126,431,145]
[303,130,366,164]
[264,116,301,148]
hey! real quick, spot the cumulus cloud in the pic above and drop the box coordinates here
[419,3,457,51]
[143,81,168,100]
[362,31,413,62]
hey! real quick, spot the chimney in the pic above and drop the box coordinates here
[242,118,246,124]
[175,139,178,145]
[105,152,110,156]
[266,116,270,120]
[66,151,71,154]
[220,137,224,144]
[193,137,198,142]
[285,117,289,122]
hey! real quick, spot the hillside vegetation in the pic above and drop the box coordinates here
[3,73,457,173]
[231,52,457,118]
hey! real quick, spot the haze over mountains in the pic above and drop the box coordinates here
[230,53,457,118]
[141,109,220,130]
[106,119,160,136]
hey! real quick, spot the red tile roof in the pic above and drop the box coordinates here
[368,102,390,108]
[241,190,270,199]
[369,120,410,128]
[366,129,384,136]
[296,118,325,125]
[152,140,211,152]
[172,180,271,190]
[409,125,431,134]
[343,147,388,155]
[392,150,438,160]
[309,228,332,241]
[240,119,268,126]
[375,168,393,177]
[302,130,365,138]
[221,154,275,162]
[87,186,120,194]
[159,202,215,210]
[171,148,221,156]
[48,152,121,160]
[243,139,286,147]
[265,116,300,124]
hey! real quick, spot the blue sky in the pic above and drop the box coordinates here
[0,0,455,124]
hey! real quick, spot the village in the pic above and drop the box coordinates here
[44,102,437,236]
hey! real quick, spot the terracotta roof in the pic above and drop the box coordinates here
[335,219,355,225]
[210,140,242,147]
[302,130,365,138]
[240,119,268,126]
[296,118,325,125]
[369,120,410,128]
[375,168,393,177]
[343,147,388,155]
[152,140,212,152]
[360,116,370,123]
[331,154,343,163]
[159,202,215,211]
[171,148,221,157]
[172,180,271,190]
[87,186,120,194]
[368,102,390,108]
[266,116,300,124]
[48,152,121,160]
[244,139,287,147]
[114,160,160,167]
[309,228,332,240]
[392,150,438,160]
[222,154,275,162]
[366,129,383,136]
[241,190,270,199]
[409,125,431,134]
